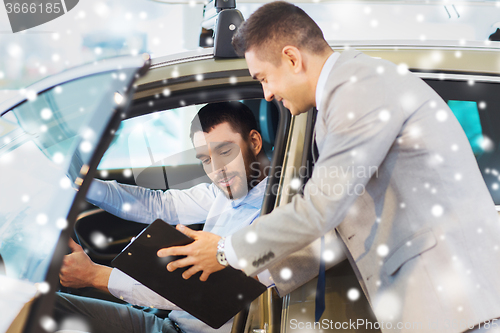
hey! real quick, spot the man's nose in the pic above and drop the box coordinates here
[263,85,274,102]
[212,156,227,173]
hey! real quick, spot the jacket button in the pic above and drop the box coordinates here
[269,252,275,259]
[252,261,258,267]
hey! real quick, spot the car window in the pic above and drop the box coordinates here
[424,78,500,205]
[0,69,136,284]
[96,99,280,191]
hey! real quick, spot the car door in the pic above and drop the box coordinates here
[0,56,148,333]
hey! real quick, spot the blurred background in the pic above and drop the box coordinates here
[0,0,499,93]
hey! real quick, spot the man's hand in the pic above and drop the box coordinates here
[157,224,225,281]
[59,238,111,292]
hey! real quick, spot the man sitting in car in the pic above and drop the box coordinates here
[55,101,274,333]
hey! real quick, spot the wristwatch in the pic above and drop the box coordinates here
[217,237,229,267]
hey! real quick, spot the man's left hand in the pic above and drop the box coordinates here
[157,224,225,281]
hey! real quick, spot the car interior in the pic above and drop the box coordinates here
[66,97,286,318]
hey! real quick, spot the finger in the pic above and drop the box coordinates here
[68,238,82,252]
[166,256,195,272]
[181,265,201,280]
[200,271,212,282]
[157,245,189,257]
[176,224,198,238]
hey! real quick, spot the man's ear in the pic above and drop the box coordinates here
[281,46,303,74]
[248,129,263,156]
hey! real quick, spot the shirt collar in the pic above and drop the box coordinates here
[315,52,340,111]
[230,177,268,209]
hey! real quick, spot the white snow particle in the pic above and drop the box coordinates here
[172,70,180,78]
[479,101,487,110]
[468,80,475,86]
[80,141,92,153]
[370,19,378,28]
[280,268,292,280]
[26,90,37,101]
[400,202,406,208]
[0,71,4,79]
[451,144,459,151]
[37,282,50,294]
[8,43,23,58]
[162,88,171,97]
[22,195,29,202]
[376,66,384,74]
[238,259,247,268]
[377,244,389,257]
[457,306,463,312]
[436,110,448,122]
[376,280,381,287]
[480,136,495,152]
[60,177,71,189]
[123,169,132,177]
[432,205,444,217]
[139,11,147,19]
[100,170,109,178]
[196,74,204,82]
[119,73,126,81]
[40,316,57,332]
[56,218,68,229]
[416,14,424,22]
[245,231,257,244]
[52,54,60,62]
[455,51,462,58]
[290,178,301,190]
[123,203,131,212]
[323,250,335,262]
[53,152,64,164]
[493,183,499,191]
[40,108,53,120]
[90,231,107,249]
[36,214,48,225]
[379,110,390,122]
[477,228,483,234]
[347,288,360,301]
[40,125,48,133]
[454,173,462,181]
[397,63,409,75]
[347,112,355,119]
[229,76,238,84]
[374,292,401,321]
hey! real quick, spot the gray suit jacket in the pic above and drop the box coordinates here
[232,50,500,332]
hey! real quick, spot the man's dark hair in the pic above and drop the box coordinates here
[190,101,258,141]
[232,1,330,64]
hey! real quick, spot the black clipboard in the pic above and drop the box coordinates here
[111,219,267,329]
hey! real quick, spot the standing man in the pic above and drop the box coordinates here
[159,2,500,332]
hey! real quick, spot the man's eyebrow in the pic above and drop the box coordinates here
[213,141,234,151]
[195,141,234,159]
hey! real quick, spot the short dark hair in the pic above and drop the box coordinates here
[232,1,330,64]
[190,101,258,141]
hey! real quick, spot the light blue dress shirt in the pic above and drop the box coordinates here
[86,177,272,333]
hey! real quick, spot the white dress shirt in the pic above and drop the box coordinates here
[225,52,340,271]
[86,177,272,333]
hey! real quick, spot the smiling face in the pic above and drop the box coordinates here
[246,49,314,116]
[193,122,261,200]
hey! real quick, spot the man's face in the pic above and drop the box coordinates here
[193,122,259,200]
[245,49,310,116]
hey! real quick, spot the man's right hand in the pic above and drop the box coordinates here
[59,238,112,292]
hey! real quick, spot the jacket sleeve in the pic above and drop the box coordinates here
[228,68,407,277]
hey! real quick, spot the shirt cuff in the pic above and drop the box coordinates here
[108,268,135,301]
[256,269,275,288]
[225,235,243,271]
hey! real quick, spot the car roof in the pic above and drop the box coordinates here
[0,56,147,115]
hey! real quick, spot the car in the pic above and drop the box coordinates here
[1,7,500,333]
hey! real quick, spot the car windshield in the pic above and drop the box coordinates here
[0,68,135,283]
